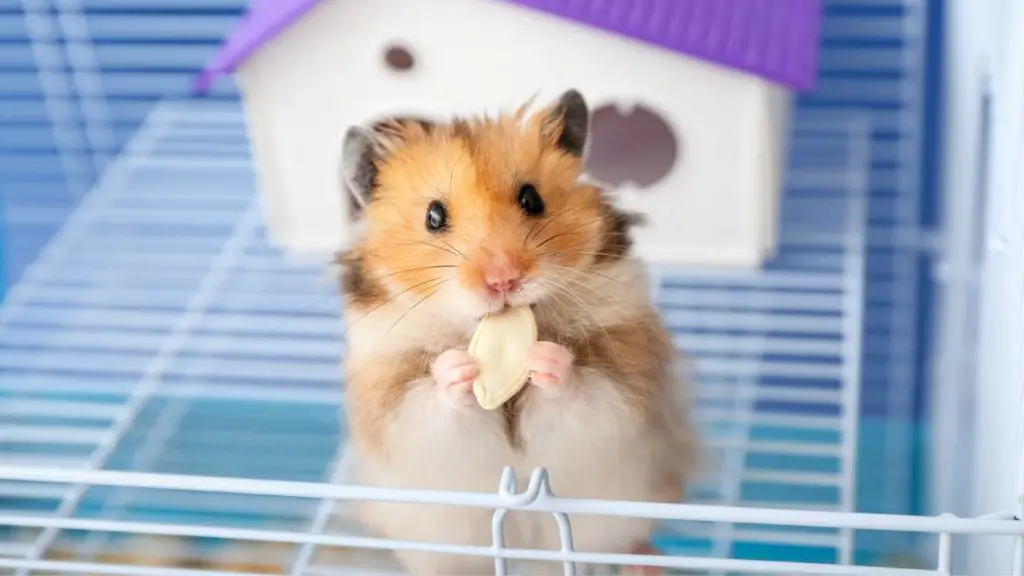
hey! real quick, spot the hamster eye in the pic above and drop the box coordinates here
[425,200,449,232]
[517,183,544,216]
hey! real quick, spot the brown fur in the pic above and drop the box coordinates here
[342,101,628,450]
[339,93,696,575]
[338,93,692,479]
[336,251,386,308]
[346,349,431,457]
[596,205,645,263]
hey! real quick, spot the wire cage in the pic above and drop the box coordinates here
[2,0,1024,575]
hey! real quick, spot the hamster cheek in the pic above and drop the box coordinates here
[437,282,491,322]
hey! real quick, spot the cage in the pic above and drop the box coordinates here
[0,0,1022,575]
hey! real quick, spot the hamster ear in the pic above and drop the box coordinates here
[341,126,380,218]
[540,89,589,157]
[341,117,436,219]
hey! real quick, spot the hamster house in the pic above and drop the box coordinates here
[194,0,823,269]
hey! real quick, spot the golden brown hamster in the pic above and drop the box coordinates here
[337,90,698,575]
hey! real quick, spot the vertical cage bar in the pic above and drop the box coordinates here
[969,0,1024,574]
[289,447,347,576]
[54,0,116,175]
[932,0,995,528]
[1014,536,1024,576]
[18,0,93,198]
[936,514,954,576]
[837,116,871,565]
[492,508,510,576]
[551,511,576,576]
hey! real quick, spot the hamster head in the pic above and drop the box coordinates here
[340,90,638,322]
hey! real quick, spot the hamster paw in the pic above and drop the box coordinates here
[527,341,574,395]
[431,348,479,408]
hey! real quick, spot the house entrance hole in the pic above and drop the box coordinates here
[586,102,679,189]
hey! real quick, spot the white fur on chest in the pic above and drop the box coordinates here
[350,368,662,575]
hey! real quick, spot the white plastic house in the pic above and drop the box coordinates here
[195,0,823,268]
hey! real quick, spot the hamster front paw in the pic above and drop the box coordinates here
[527,342,574,395]
[431,348,479,408]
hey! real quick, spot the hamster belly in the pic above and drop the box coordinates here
[351,378,522,575]
[516,368,681,562]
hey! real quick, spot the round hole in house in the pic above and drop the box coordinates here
[585,102,679,189]
[383,44,416,72]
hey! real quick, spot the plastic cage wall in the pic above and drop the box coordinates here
[2,1,1015,575]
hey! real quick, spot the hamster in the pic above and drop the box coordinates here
[337,90,698,575]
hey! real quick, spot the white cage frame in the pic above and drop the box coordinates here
[929,0,1024,573]
[0,464,1021,576]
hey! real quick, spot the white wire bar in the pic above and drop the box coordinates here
[0,464,1019,576]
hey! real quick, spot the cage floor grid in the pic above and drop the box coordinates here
[0,101,869,574]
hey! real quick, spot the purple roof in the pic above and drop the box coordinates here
[194,0,823,94]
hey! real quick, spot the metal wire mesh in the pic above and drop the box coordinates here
[0,461,1021,575]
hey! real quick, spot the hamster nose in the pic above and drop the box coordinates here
[484,265,522,294]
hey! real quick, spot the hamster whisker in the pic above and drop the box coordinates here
[540,273,590,308]
[523,218,543,246]
[542,274,620,361]
[369,264,459,281]
[437,239,469,261]
[378,277,453,343]
[547,270,613,306]
[524,202,591,245]
[386,238,467,260]
[542,249,628,262]
[546,264,623,292]
[536,279,577,329]
[558,264,623,285]
[531,217,605,251]
[348,275,451,327]
[526,204,593,246]
[538,284,596,359]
